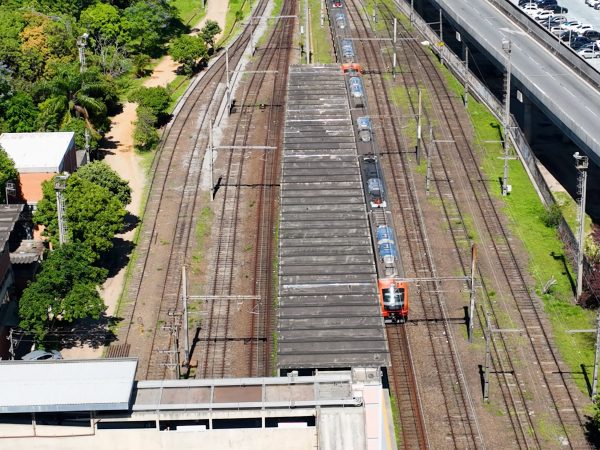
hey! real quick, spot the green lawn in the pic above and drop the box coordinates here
[308,0,334,63]
[219,0,255,46]
[171,0,206,26]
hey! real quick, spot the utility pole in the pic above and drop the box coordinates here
[304,0,310,64]
[209,120,214,201]
[182,265,190,367]
[501,39,512,196]
[567,312,600,397]
[225,47,231,115]
[416,89,422,164]
[483,310,522,402]
[574,152,589,300]
[77,33,89,73]
[54,174,69,245]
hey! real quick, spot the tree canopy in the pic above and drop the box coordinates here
[169,35,207,75]
[34,172,128,258]
[18,243,107,346]
[200,20,221,49]
[76,160,132,206]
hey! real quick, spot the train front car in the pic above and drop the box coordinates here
[378,278,408,323]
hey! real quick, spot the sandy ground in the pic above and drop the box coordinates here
[62,1,228,359]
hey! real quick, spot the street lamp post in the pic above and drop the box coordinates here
[501,39,512,196]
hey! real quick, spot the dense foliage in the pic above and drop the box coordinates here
[0,0,185,145]
[34,169,128,258]
[19,244,108,345]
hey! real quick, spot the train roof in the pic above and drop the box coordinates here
[278,65,389,370]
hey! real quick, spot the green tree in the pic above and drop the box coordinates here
[132,53,151,78]
[129,86,170,117]
[133,106,159,151]
[2,92,38,132]
[36,96,68,131]
[200,20,221,49]
[60,117,99,153]
[168,35,207,75]
[76,161,131,206]
[34,174,127,257]
[80,3,123,43]
[0,144,19,204]
[122,0,183,56]
[18,243,107,346]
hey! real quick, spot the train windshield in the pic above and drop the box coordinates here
[382,285,404,311]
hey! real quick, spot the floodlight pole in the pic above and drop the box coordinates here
[574,152,589,300]
[54,174,69,245]
[501,39,512,196]
[463,46,469,107]
[77,33,89,73]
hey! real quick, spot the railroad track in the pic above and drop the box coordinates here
[376,1,589,447]
[112,0,271,380]
[197,0,294,379]
[344,1,483,448]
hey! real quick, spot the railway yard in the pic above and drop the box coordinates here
[104,0,596,448]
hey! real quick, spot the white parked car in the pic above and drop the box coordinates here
[522,3,541,14]
[577,48,599,59]
[574,24,594,33]
[560,20,581,31]
[535,11,554,20]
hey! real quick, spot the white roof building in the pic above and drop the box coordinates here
[0,132,75,173]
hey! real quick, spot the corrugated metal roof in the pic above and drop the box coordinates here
[0,358,138,413]
[278,65,389,370]
[0,132,74,173]
[0,204,23,250]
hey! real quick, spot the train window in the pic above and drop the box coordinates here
[382,287,404,308]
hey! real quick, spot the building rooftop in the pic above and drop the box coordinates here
[0,132,75,173]
[10,239,44,265]
[0,358,138,413]
[0,204,23,250]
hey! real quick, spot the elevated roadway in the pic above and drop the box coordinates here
[422,0,600,166]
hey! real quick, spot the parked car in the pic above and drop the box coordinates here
[522,3,541,14]
[559,30,578,42]
[22,350,63,361]
[588,0,600,7]
[574,24,594,33]
[577,48,599,58]
[571,36,592,50]
[534,10,554,20]
[536,0,558,7]
[582,30,600,40]
[543,5,568,13]
[560,20,581,31]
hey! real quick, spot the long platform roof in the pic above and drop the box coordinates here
[0,358,137,413]
[278,65,389,370]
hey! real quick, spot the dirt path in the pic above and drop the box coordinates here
[62,1,229,359]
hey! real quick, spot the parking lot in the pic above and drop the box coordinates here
[510,0,600,69]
